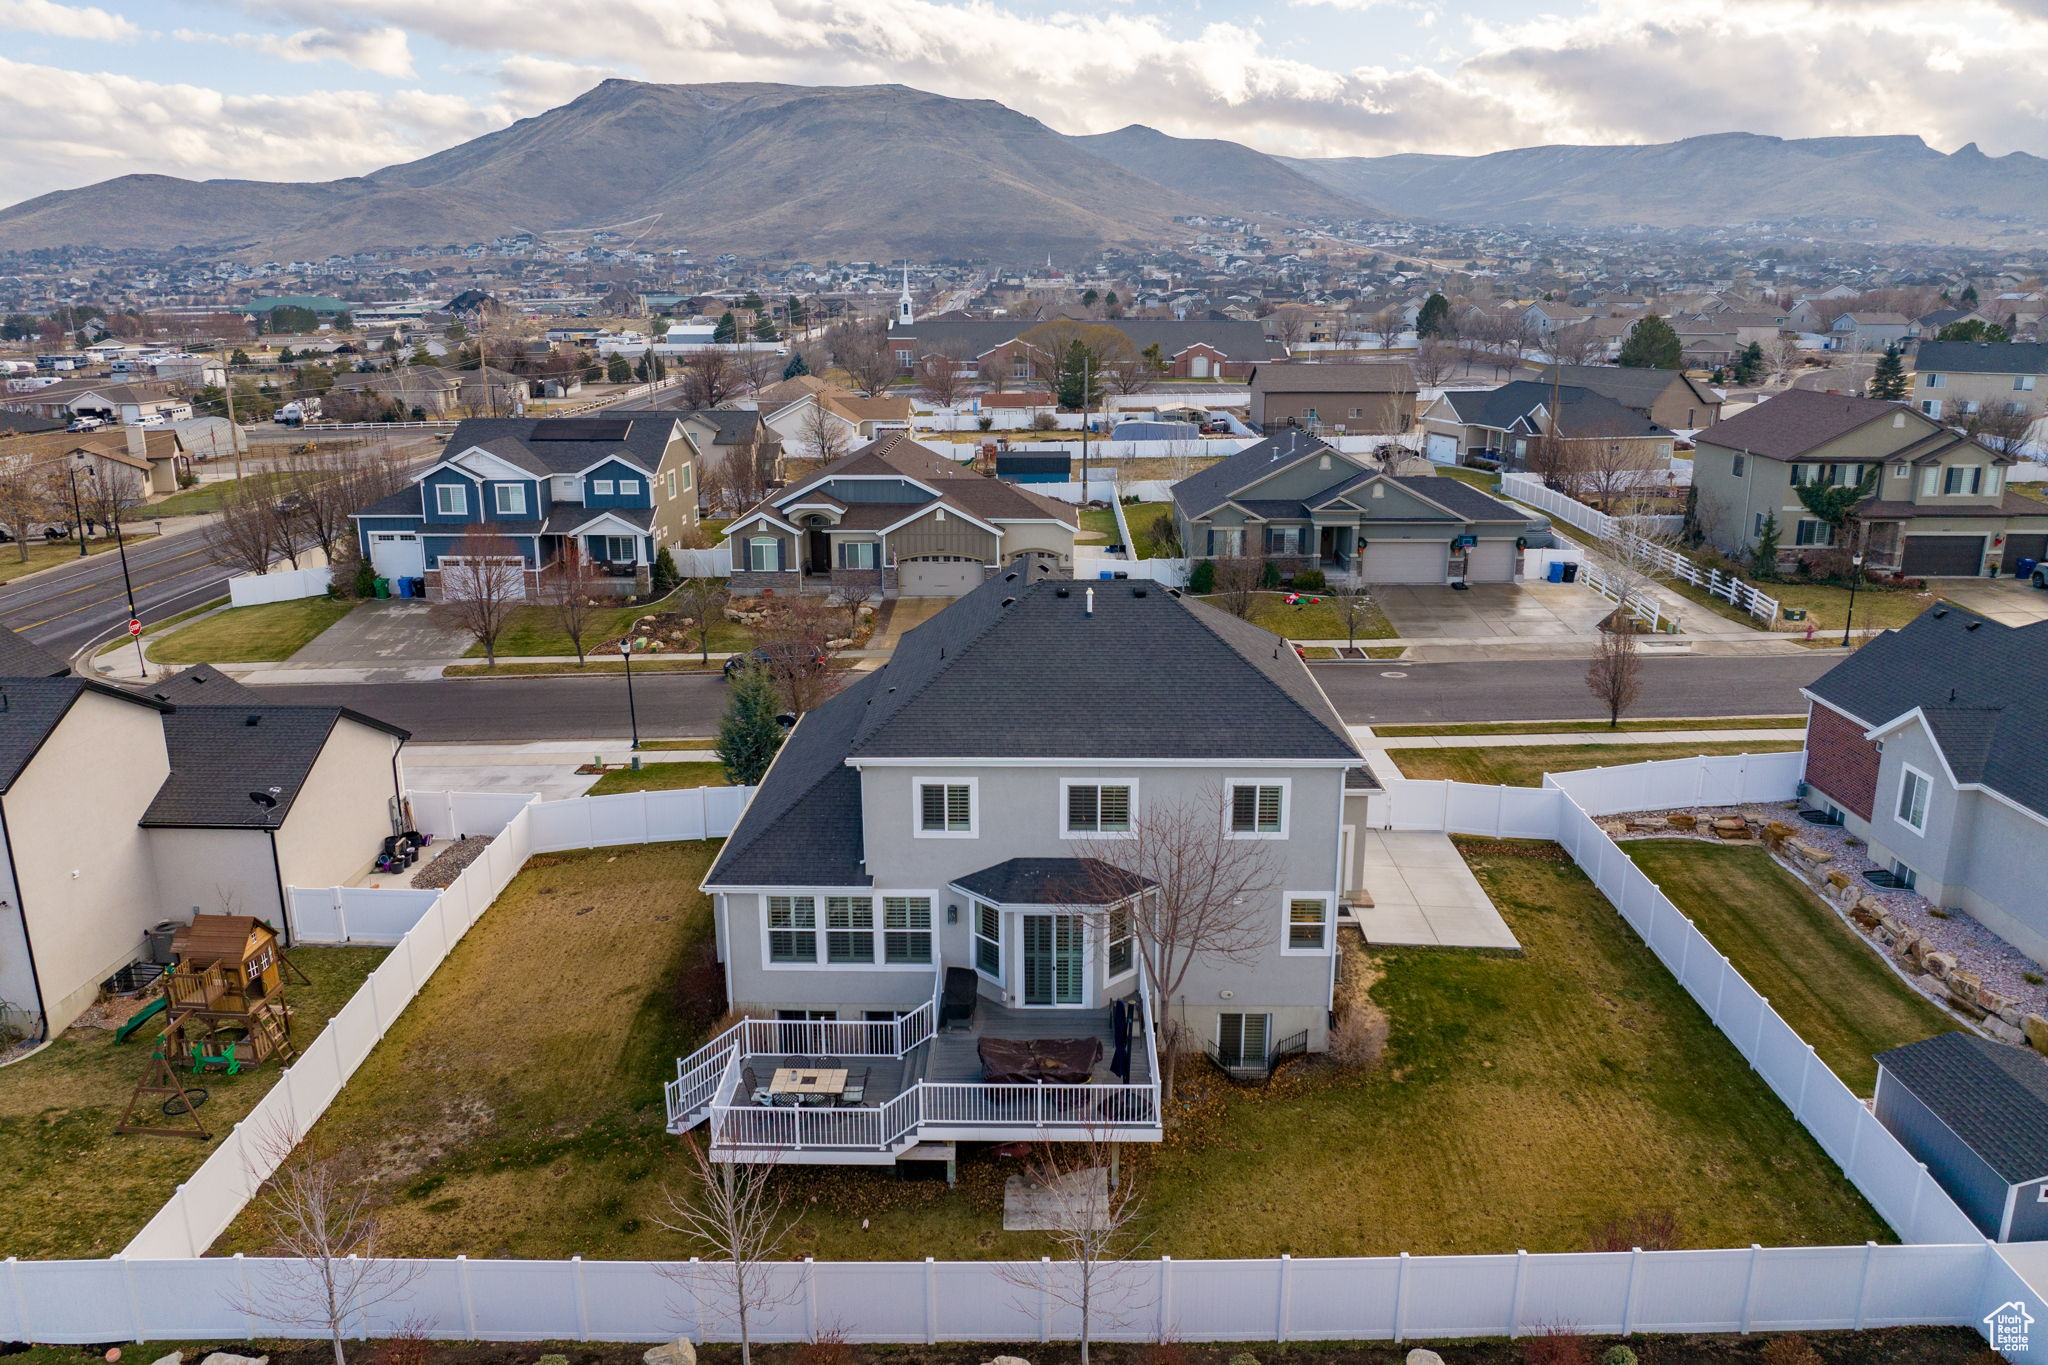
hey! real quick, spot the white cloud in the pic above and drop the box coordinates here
[0,0,136,40]
[0,56,504,203]
[176,25,416,78]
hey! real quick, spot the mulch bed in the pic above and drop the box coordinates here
[411,835,493,890]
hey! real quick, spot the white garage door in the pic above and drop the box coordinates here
[899,556,984,596]
[1359,541,1447,584]
[1465,539,1516,582]
[367,531,425,579]
[1425,432,1460,465]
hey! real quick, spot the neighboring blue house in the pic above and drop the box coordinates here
[351,415,699,597]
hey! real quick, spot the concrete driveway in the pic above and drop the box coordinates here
[1939,575,2048,627]
[1349,830,1520,950]
[1372,582,1612,640]
[287,600,473,664]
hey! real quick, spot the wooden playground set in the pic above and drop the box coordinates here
[112,914,305,1139]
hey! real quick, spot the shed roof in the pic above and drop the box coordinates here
[1877,1031,2048,1184]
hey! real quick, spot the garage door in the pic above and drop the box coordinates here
[1359,540,1447,584]
[1425,432,1460,465]
[1465,539,1517,583]
[899,556,984,596]
[1900,535,1986,577]
[367,531,425,580]
[2003,532,2047,572]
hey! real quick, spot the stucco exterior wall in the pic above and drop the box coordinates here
[148,827,282,928]
[274,718,400,894]
[6,691,169,1034]
[992,520,1076,564]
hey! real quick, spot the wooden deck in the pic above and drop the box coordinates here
[919,997,1151,1086]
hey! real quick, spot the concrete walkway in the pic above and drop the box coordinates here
[1350,830,1520,950]
[403,740,720,800]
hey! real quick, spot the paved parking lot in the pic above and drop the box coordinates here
[1372,582,1612,639]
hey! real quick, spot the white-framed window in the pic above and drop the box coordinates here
[1209,527,1244,557]
[826,896,875,963]
[1217,1012,1271,1066]
[1921,466,1941,496]
[838,541,879,570]
[974,902,1002,980]
[1265,526,1306,556]
[1943,466,1984,495]
[1921,400,1944,419]
[493,483,527,516]
[591,478,615,496]
[2017,375,2038,392]
[1227,780,1287,837]
[435,482,468,516]
[1924,373,1946,388]
[1896,766,1931,832]
[1987,466,2004,496]
[618,479,642,496]
[1793,519,1832,547]
[666,470,678,499]
[601,535,638,563]
[915,778,975,836]
[1892,464,1908,479]
[1285,894,1332,953]
[1106,904,1135,978]
[1889,858,1919,890]
[767,895,817,963]
[747,536,780,572]
[681,464,692,490]
[1063,780,1134,836]
[883,896,933,964]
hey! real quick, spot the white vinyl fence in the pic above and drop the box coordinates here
[1073,555,1191,587]
[125,785,756,1262]
[0,1243,2004,1347]
[1499,474,1780,623]
[227,565,330,607]
[672,546,733,578]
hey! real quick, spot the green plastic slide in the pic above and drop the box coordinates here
[113,995,167,1044]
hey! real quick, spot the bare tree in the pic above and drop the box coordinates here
[755,593,843,712]
[1331,579,1377,652]
[275,447,408,564]
[1370,305,1406,351]
[797,401,852,464]
[0,454,52,561]
[653,1138,799,1365]
[832,318,899,397]
[1585,620,1643,728]
[78,461,147,536]
[432,533,526,666]
[1547,320,1602,366]
[1769,337,1805,387]
[1591,495,1681,631]
[1410,338,1459,388]
[679,349,740,408]
[994,1136,1149,1365]
[1266,306,1312,352]
[203,479,287,576]
[677,575,732,666]
[1159,435,1203,486]
[1964,403,2037,455]
[539,543,603,664]
[732,347,785,397]
[227,1123,421,1365]
[1211,554,1265,618]
[1074,789,1280,1098]
[914,346,968,407]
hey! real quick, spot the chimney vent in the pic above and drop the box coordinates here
[1084,587,1094,617]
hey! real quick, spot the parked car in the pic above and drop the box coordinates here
[66,417,103,432]
[722,647,773,679]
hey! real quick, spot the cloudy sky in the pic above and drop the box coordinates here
[4,0,2046,207]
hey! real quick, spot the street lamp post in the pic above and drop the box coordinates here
[1842,551,1864,647]
[618,638,641,753]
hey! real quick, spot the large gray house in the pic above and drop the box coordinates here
[667,571,1377,1165]
[1172,431,1550,584]
[1801,605,2048,968]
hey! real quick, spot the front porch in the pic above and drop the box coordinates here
[666,975,1162,1163]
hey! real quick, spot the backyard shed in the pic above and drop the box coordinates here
[1873,1031,2048,1241]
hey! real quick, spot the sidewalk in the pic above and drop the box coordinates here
[404,740,718,799]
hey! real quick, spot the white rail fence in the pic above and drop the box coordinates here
[0,1243,2002,1346]
[227,565,331,607]
[127,785,756,1261]
[1499,474,1780,623]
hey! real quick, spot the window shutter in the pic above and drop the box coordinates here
[1099,786,1131,831]
[921,784,946,830]
[1232,786,1258,830]
[1067,785,1098,831]
[1257,786,1282,830]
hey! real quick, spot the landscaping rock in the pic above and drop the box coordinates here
[1984,1015,2026,1045]
[1404,1352,1446,1365]
[1924,952,1957,980]
[148,1353,182,1365]
[200,1354,266,1365]
[2024,1015,2048,1056]
[986,1356,1032,1365]
[1787,839,1833,864]
[643,1339,696,1365]
[1665,812,1697,829]
[1849,903,1882,930]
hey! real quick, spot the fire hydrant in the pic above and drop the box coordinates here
[1804,619,1816,643]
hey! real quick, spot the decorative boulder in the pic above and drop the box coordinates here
[1788,839,1832,864]
[2023,1015,2048,1056]
[986,1356,1032,1365]
[199,1354,267,1365]
[1923,951,1957,980]
[1825,869,1852,890]
[644,1339,697,1365]
[1405,1352,1446,1365]
[1849,903,1882,930]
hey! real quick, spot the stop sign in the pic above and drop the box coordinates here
[127,619,142,636]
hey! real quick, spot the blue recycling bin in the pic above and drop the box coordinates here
[1548,561,1566,583]
[2016,557,2037,580]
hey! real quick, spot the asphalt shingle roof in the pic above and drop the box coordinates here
[0,623,69,678]
[1535,364,1719,417]
[1173,431,1524,524]
[141,706,408,829]
[139,664,261,706]
[1694,389,1906,461]
[1805,605,2048,821]
[1439,381,1669,439]
[1912,341,2048,378]
[438,415,680,477]
[897,318,1283,363]
[1876,1031,2048,1184]
[950,858,1151,906]
[1250,362,1416,395]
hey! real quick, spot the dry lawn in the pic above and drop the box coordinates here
[1391,741,1804,788]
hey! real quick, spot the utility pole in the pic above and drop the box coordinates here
[217,339,243,480]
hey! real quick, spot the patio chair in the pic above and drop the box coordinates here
[840,1067,867,1105]
[742,1066,774,1106]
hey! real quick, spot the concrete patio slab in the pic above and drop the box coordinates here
[1939,575,2048,627]
[287,600,474,664]
[1350,830,1520,951]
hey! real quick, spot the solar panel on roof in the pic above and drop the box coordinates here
[531,419,631,441]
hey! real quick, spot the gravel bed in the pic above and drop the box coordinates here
[1610,799,2048,1016]
[411,834,493,890]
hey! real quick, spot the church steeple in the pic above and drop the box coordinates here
[896,264,914,328]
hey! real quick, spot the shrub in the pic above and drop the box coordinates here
[1522,1326,1591,1365]
[670,932,730,1042]
[1588,1208,1680,1252]
[650,545,681,595]
[1759,1336,1823,1365]
[1227,1353,1261,1365]
[1143,1336,1194,1365]
[177,472,200,489]
[794,1328,855,1365]
[1291,567,1328,592]
[1600,1348,1638,1365]
[353,557,378,599]
[1031,412,1058,431]
[1328,1007,1388,1073]
[376,1323,439,1365]
[1259,560,1282,589]
[1148,511,1182,558]
[1189,559,1216,593]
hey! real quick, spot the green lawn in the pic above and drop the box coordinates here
[1077,505,1119,543]
[1120,502,1178,557]
[1625,841,1958,1095]
[233,841,1886,1260]
[585,761,729,794]
[1437,466,1500,491]
[1374,716,1805,738]
[0,531,162,586]
[146,472,293,517]
[1193,589,1398,642]
[467,595,754,659]
[0,946,385,1259]
[149,596,355,663]
[1392,740,1804,788]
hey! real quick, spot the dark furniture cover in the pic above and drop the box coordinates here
[977,1036,1104,1084]
[942,967,979,1028]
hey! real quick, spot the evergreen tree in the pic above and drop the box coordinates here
[712,312,738,344]
[635,350,653,382]
[1960,284,1979,308]
[1750,512,1781,580]
[650,546,681,595]
[1870,345,1907,400]
[1616,314,1682,369]
[1732,341,1764,385]
[1795,467,1879,553]
[785,295,806,328]
[605,353,633,384]
[752,313,779,342]
[739,292,765,314]
[230,347,251,366]
[783,351,810,380]
[716,666,785,787]
[1935,319,2007,343]
[1415,292,1452,340]
[1055,339,1098,410]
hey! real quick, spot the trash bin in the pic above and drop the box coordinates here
[1561,562,1580,583]
[1782,607,1807,622]
[1547,561,1566,584]
[1099,571,1114,580]
[373,576,391,599]
[2016,557,2037,580]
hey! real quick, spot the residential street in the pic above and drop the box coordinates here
[254,654,1834,741]
[0,523,234,662]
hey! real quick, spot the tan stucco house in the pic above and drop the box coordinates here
[1248,362,1417,435]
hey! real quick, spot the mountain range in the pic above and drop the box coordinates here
[1,79,2042,259]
